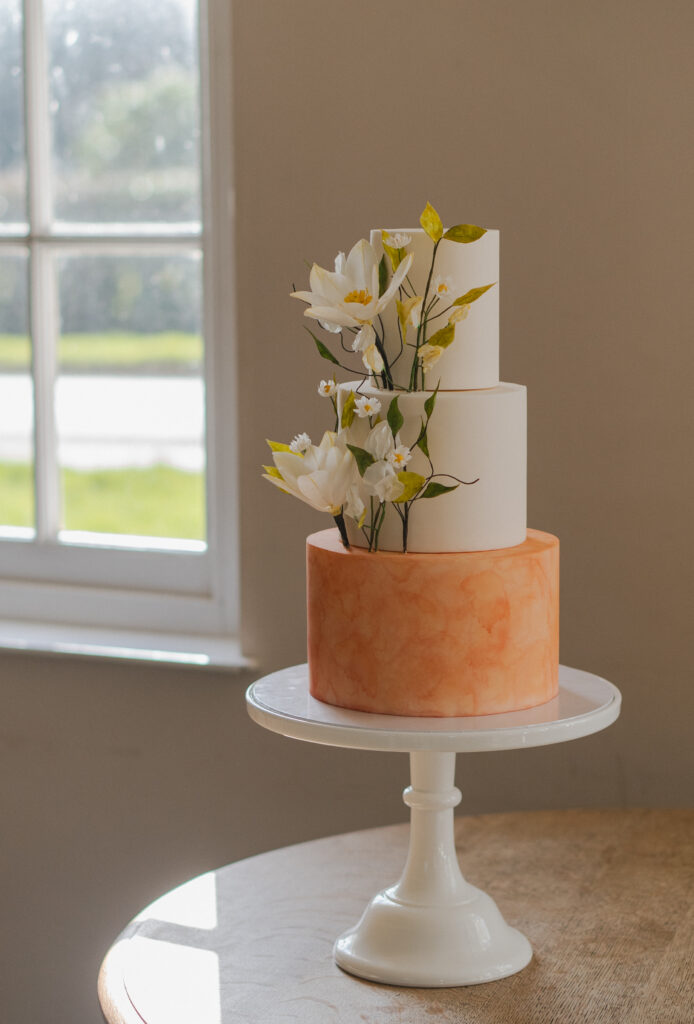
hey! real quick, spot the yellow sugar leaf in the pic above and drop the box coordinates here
[419,202,443,243]
[341,390,357,429]
[393,470,426,503]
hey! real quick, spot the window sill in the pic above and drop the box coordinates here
[0,619,254,670]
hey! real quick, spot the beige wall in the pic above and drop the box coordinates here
[1,2,692,1021]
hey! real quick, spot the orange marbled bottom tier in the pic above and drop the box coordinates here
[307,528,559,717]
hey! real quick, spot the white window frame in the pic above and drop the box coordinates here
[0,0,241,654]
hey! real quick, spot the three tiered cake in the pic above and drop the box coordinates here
[265,204,559,718]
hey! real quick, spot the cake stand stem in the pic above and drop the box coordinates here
[334,749,533,987]
[392,751,469,906]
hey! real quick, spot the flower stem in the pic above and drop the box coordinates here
[374,334,393,390]
[333,512,350,548]
[409,239,440,391]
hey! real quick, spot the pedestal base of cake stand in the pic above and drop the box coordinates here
[246,664,621,988]
[334,749,531,986]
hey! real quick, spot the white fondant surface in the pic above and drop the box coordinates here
[338,381,526,552]
[370,227,499,390]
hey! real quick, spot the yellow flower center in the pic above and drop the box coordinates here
[344,289,372,306]
[436,282,448,294]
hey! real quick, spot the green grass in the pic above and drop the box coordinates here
[0,331,202,371]
[0,462,205,540]
[0,463,34,527]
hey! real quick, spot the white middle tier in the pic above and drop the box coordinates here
[338,381,526,553]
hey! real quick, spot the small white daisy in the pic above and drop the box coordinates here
[387,445,412,469]
[289,432,312,454]
[431,274,453,297]
[354,394,382,419]
[385,231,412,249]
[317,379,337,398]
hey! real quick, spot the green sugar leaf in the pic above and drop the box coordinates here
[420,202,443,242]
[452,282,496,306]
[443,224,487,243]
[346,443,375,476]
[421,481,459,499]
[393,470,426,503]
[307,328,340,364]
[387,396,404,436]
[416,429,430,458]
[266,439,293,453]
[378,254,388,297]
[341,390,357,429]
[423,383,439,419]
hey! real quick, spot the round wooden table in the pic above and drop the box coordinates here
[99,809,693,1024]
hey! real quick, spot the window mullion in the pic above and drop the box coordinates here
[24,0,60,539]
[24,0,53,232]
[30,243,60,539]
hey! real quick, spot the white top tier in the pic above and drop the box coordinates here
[370,227,500,391]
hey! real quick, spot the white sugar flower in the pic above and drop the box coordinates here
[363,342,384,373]
[290,432,312,453]
[431,274,453,298]
[387,444,412,469]
[363,461,404,503]
[355,393,382,419]
[291,238,413,331]
[317,379,337,398]
[351,323,385,374]
[344,483,365,523]
[449,303,471,323]
[406,295,423,328]
[263,431,357,515]
[419,343,444,372]
[385,231,412,249]
[351,323,375,353]
[364,420,395,461]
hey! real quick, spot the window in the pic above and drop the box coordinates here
[0,0,240,658]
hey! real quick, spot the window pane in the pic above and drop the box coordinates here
[0,0,26,226]
[0,251,34,529]
[46,0,201,225]
[56,251,206,540]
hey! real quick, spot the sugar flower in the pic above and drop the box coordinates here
[344,483,365,523]
[291,238,413,331]
[351,323,385,374]
[364,420,395,461]
[363,461,404,503]
[419,343,444,372]
[290,432,312,453]
[355,393,382,419]
[448,303,471,323]
[387,444,412,469]
[263,431,357,515]
[432,274,453,297]
[397,294,423,339]
[384,231,412,249]
[317,379,337,398]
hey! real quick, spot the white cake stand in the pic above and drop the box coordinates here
[246,664,621,988]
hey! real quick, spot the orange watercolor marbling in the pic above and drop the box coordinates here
[306,528,559,717]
